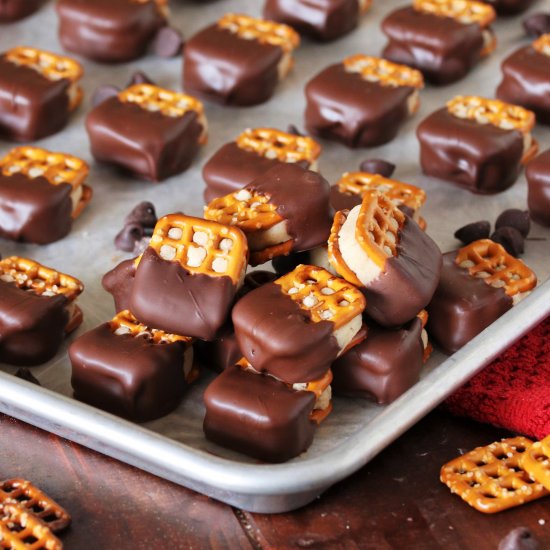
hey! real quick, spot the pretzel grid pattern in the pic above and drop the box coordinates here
[455,240,537,297]
[275,265,366,329]
[440,437,549,513]
[520,435,550,491]
[218,14,300,53]
[0,502,62,550]
[0,480,70,534]
[236,128,320,164]
[337,172,426,211]
[110,310,192,345]
[343,55,424,89]
[413,0,495,27]
[0,147,88,190]
[142,214,247,284]
[327,210,362,287]
[533,34,550,57]
[447,96,535,134]
[119,85,204,119]
[0,257,83,301]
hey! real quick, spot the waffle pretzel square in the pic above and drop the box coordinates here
[412,0,495,27]
[5,47,83,111]
[343,55,424,89]
[532,34,550,57]
[520,435,550,491]
[218,14,300,53]
[0,501,62,550]
[455,239,537,299]
[236,128,321,166]
[137,214,248,285]
[0,480,70,534]
[440,437,549,513]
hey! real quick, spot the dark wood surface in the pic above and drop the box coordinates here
[1,409,549,549]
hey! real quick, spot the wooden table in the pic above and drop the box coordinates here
[1,409,548,549]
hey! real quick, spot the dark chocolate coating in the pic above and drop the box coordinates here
[427,251,513,354]
[483,0,535,15]
[69,324,188,422]
[416,108,524,194]
[0,174,73,244]
[0,282,69,366]
[86,96,203,182]
[305,63,415,147]
[497,46,550,125]
[0,57,71,142]
[56,0,165,63]
[203,365,316,462]
[0,0,43,22]
[183,24,283,106]
[332,318,424,404]
[232,282,340,383]
[263,0,361,41]
[363,217,441,327]
[130,247,237,341]
[194,324,241,372]
[329,185,362,212]
[102,258,136,313]
[246,163,332,252]
[526,148,550,227]
[381,7,486,85]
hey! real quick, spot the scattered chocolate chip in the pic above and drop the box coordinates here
[14,368,41,386]
[359,158,396,178]
[495,209,530,238]
[287,124,304,136]
[498,527,539,550]
[454,220,491,244]
[127,70,155,87]
[523,12,550,38]
[133,236,151,256]
[491,226,524,257]
[91,85,120,108]
[125,201,157,229]
[152,26,184,58]
[115,223,144,252]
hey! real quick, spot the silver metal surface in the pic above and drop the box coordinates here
[0,0,549,513]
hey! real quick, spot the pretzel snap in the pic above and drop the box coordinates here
[520,435,550,491]
[455,239,537,299]
[343,55,424,89]
[532,34,550,57]
[0,479,70,534]
[413,0,495,27]
[441,437,549,513]
[5,46,83,110]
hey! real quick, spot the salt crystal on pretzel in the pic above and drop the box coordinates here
[413,0,495,28]
[520,434,550,491]
[440,437,549,513]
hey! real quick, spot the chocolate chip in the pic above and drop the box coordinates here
[359,159,396,178]
[287,124,304,136]
[14,368,41,386]
[495,209,530,238]
[454,221,491,244]
[498,527,539,550]
[523,12,550,37]
[115,223,144,252]
[491,226,524,257]
[127,71,155,87]
[152,26,184,58]
[91,85,120,108]
[125,201,157,229]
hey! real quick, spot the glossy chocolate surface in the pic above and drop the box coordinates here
[86,96,203,182]
[416,108,524,194]
[263,0,361,41]
[526,148,550,227]
[57,0,165,63]
[305,63,414,147]
[183,24,283,106]
[130,247,237,341]
[0,57,71,141]
[0,174,73,244]
[497,46,550,125]
[203,365,316,462]
[232,281,340,383]
[0,281,69,366]
[332,318,424,404]
[363,218,441,327]
[102,258,136,313]
[427,251,513,354]
[70,324,188,422]
[381,7,485,85]
[0,0,43,22]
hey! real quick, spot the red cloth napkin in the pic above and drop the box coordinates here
[446,316,550,441]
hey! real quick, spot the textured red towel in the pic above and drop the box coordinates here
[446,316,550,440]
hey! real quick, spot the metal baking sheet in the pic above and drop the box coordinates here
[0,0,549,513]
